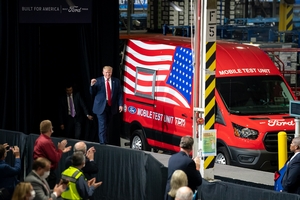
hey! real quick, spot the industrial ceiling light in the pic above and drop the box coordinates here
[169,1,183,12]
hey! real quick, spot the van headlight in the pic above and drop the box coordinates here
[232,123,258,139]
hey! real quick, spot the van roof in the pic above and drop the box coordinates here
[124,34,281,77]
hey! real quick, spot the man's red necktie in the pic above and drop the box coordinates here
[106,78,111,106]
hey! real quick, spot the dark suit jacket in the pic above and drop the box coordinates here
[24,171,57,200]
[281,153,300,194]
[90,76,123,115]
[65,155,99,180]
[164,151,202,200]
[58,92,89,125]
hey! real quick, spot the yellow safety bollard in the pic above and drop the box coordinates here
[278,131,288,170]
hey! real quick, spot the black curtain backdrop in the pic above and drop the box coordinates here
[0,0,120,145]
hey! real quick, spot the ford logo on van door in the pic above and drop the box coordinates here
[128,106,137,114]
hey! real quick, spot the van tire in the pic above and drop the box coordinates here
[216,146,231,165]
[130,130,150,151]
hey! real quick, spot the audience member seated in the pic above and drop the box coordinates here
[65,141,99,180]
[0,143,21,200]
[167,170,188,200]
[11,182,35,200]
[175,186,193,200]
[24,157,67,200]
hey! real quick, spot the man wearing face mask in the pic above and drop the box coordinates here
[25,157,67,200]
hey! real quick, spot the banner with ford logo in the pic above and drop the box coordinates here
[119,0,147,10]
[19,0,92,23]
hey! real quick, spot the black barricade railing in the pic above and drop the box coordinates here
[198,179,300,200]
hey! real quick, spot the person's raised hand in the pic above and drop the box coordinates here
[53,182,67,197]
[93,181,102,189]
[63,146,72,153]
[88,178,96,187]
[91,79,97,86]
[86,147,96,160]
[58,139,67,150]
[3,143,9,150]
[11,146,20,158]
[193,156,200,171]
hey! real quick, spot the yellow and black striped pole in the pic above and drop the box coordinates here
[201,0,217,179]
[278,0,293,41]
[204,41,216,171]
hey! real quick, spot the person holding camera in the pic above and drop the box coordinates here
[0,143,21,200]
[61,151,102,200]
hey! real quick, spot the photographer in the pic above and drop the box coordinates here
[0,143,21,200]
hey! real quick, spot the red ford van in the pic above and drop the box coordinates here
[120,35,295,171]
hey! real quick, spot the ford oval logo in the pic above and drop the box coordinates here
[128,106,137,114]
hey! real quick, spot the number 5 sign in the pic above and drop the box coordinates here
[207,9,216,42]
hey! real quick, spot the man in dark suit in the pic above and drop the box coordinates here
[281,136,300,195]
[90,66,123,145]
[165,136,202,200]
[58,85,93,139]
[24,157,66,199]
[65,141,99,180]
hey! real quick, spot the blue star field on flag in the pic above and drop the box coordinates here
[166,47,194,104]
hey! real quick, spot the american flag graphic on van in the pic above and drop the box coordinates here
[123,39,194,108]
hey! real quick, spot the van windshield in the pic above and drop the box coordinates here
[216,76,294,115]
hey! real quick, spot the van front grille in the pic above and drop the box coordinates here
[263,131,294,152]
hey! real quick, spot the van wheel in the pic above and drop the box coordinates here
[215,146,231,165]
[130,130,150,151]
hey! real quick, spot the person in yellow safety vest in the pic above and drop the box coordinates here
[61,151,102,200]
